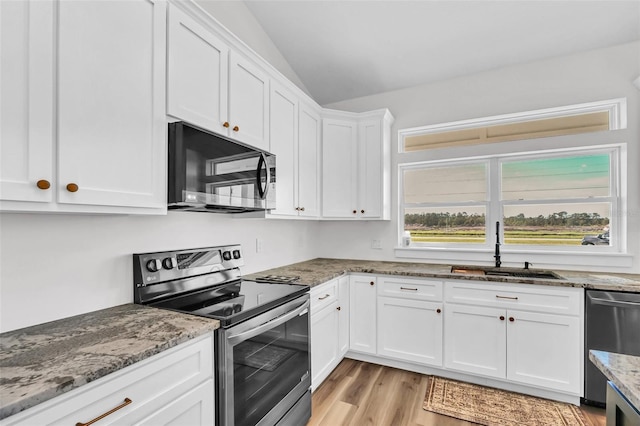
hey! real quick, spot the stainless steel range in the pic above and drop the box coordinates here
[133,245,311,426]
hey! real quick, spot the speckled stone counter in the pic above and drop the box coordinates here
[245,258,640,292]
[0,304,219,420]
[589,350,640,410]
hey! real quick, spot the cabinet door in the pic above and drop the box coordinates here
[167,4,229,136]
[349,275,377,354]
[0,0,54,203]
[444,303,506,379]
[269,83,298,216]
[138,379,214,426]
[56,0,166,209]
[322,119,357,218]
[311,300,339,390]
[378,297,443,366]
[357,119,383,218]
[337,275,350,356]
[297,104,321,217]
[506,310,581,393]
[228,51,269,151]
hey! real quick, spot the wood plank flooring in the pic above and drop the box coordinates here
[309,359,606,426]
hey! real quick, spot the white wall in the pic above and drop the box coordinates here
[194,0,312,98]
[0,212,319,332]
[319,41,640,274]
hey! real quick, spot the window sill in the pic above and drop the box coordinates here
[394,246,634,272]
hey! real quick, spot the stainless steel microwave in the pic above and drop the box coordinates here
[168,122,276,212]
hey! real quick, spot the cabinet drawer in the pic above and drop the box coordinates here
[445,280,581,315]
[3,334,214,426]
[378,276,443,301]
[311,279,338,313]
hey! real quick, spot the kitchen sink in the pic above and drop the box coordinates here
[450,266,562,280]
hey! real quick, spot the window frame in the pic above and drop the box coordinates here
[399,98,626,153]
[398,144,624,254]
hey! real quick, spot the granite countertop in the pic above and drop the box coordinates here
[245,258,640,292]
[0,304,220,420]
[589,350,640,410]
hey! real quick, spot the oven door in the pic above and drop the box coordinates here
[217,295,311,426]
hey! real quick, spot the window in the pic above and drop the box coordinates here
[400,147,621,251]
[500,153,613,246]
[398,99,626,256]
[402,161,488,245]
[401,98,625,153]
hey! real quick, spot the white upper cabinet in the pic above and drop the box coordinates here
[228,51,270,151]
[322,118,358,218]
[358,118,387,219]
[1,0,167,214]
[166,4,229,136]
[297,103,321,217]
[56,0,166,210]
[269,83,298,216]
[167,5,269,152]
[0,0,54,204]
[322,110,393,220]
[269,90,320,218]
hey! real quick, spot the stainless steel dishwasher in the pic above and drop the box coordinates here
[584,290,640,406]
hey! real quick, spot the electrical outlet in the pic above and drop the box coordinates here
[371,239,382,249]
[256,238,263,253]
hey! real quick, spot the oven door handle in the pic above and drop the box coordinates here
[227,300,309,346]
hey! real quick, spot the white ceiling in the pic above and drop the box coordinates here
[242,1,640,105]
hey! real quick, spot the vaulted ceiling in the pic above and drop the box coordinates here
[239,1,640,105]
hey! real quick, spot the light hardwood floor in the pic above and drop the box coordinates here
[309,359,606,426]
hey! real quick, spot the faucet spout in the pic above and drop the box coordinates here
[494,221,501,268]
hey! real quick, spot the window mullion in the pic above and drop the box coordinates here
[488,158,501,246]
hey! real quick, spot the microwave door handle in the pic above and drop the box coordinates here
[256,153,271,200]
[227,301,309,346]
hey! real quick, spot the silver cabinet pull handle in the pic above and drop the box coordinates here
[318,294,330,300]
[496,295,518,300]
[76,398,132,426]
[400,287,418,291]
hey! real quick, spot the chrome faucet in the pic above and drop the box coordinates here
[494,221,501,268]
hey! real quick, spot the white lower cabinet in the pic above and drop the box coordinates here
[138,379,214,426]
[349,275,377,354]
[1,334,214,426]
[307,274,583,401]
[311,297,340,390]
[377,297,443,366]
[443,280,583,395]
[444,303,507,378]
[506,310,581,393]
[310,277,349,390]
[376,276,444,366]
[337,276,350,356]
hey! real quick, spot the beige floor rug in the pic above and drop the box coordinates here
[423,376,588,426]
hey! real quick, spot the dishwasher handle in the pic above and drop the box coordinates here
[589,297,640,309]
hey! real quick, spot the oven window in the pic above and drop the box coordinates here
[232,311,309,426]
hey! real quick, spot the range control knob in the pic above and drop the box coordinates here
[232,250,241,259]
[162,257,177,270]
[222,251,232,261]
[146,259,161,272]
